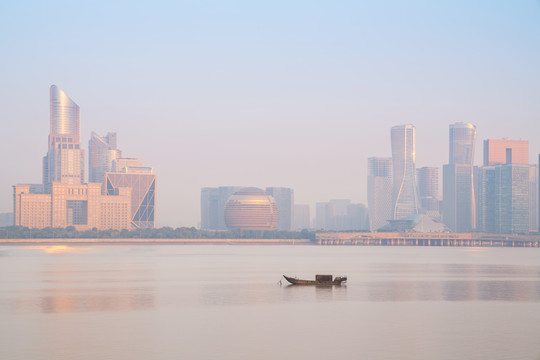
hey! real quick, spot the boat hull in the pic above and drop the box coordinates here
[283,275,346,286]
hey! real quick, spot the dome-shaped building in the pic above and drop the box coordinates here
[224,187,279,230]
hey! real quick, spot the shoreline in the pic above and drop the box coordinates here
[0,238,313,245]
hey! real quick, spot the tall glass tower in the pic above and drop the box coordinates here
[367,157,393,229]
[443,123,476,232]
[89,132,122,183]
[391,124,419,220]
[43,85,85,187]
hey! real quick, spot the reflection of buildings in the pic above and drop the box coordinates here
[367,157,393,230]
[391,125,419,220]
[13,85,155,230]
[442,123,476,232]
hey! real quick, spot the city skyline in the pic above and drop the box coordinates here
[1,1,539,227]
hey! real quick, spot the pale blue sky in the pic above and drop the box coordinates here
[1,0,539,227]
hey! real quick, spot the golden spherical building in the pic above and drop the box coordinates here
[224,188,279,230]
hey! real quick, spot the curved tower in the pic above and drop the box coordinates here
[43,85,85,187]
[391,124,419,220]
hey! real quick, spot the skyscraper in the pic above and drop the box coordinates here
[293,204,310,230]
[529,165,538,232]
[43,85,85,187]
[200,186,244,230]
[105,166,156,229]
[88,132,122,183]
[443,123,476,232]
[367,157,393,230]
[391,125,419,220]
[417,167,440,217]
[484,139,529,166]
[265,187,294,231]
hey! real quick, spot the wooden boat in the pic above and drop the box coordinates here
[283,274,347,285]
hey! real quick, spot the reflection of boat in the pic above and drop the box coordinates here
[283,274,347,285]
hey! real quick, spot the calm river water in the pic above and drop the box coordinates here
[1,245,540,360]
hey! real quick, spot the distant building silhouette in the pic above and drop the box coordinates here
[391,125,419,219]
[224,188,279,230]
[315,199,368,231]
[201,186,244,230]
[443,123,476,232]
[367,157,393,230]
[88,132,122,183]
[266,187,294,231]
[294,204,310,230]
[417,167,440,218]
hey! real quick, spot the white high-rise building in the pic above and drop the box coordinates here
[391,125,419,220]
[367,157,393,230]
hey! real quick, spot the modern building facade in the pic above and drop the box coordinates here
[200,186,244,230]
[13,183,131,230]
[293,204,310,230]
[367,157,393,230]
[265,187,294,231]
[477,160,530,234]
[417,166,440,217]
[484,139,529,166]
[443,123,476,232]
[88,132,122,183]
[105,167,156,229]
[13,85,156,230]
[315,200,369,231]
[391,125,419,220]
[529,165,538,232]
[43,85,85,187]
[223,188,279,230]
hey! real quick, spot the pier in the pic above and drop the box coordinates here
[316,232,540,247]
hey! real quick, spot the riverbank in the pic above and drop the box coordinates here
[0,238,313,245]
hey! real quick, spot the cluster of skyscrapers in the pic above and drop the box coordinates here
[368,123,538,234]
[13,85,156,230]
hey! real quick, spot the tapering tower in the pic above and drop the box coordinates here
[391,124,419,219]
[43,85,85,187]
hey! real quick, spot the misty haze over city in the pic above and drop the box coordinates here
[1,1,539,228]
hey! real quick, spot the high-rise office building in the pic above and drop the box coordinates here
[104,166,156,229]
[477,150,530,234]
[315,200,368,231]
[14,85,156,230]
[266,187,294,231]
[443,123,476,232]
[484,139,529,166]
[294,204,310,230]
[367,157,393,230]
[88,132,122,183]
[391,125,419,220]
[43,85,85,187]
[529,165,539,232]
[417,167,440,217]
[200,186,244,230]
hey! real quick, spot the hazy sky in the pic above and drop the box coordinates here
[1,1,539,227]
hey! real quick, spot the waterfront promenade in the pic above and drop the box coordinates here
[317,232,540,247]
